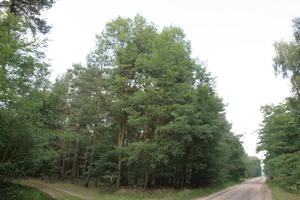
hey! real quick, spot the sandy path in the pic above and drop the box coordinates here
[20,179,93,200]
[54,187,93,199]
[196,177,272,200]
[22,182,62,199]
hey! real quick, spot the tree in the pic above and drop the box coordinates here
[244,156,261,178]
[273,18,300,94]
[84,15,249,189]
[258,104,300,190]
[0,8,52,184]
[0,0,56,34]
[258,17,300,191]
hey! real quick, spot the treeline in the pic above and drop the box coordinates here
[0,1,261,190]
[258,18,300,191]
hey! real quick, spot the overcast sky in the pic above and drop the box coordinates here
[45,0,299,158]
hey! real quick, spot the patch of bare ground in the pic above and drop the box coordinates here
[19,179,94,200]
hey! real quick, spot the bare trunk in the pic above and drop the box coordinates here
[60,138,66,178]
[85,132,96,188]
[9,0,16,14]
[116,126,123,189]
[144,167,150,189]
[84,147,89,172]
[143,107,151,189]
[116,112,127,190]
[1,146,9,163]
[71,140,79,183]
[8,147,16,162]
[84,175,91,188]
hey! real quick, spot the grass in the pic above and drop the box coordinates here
[19,178,241,200]
[0,182,56,200]
[53,184,238,200]
[170,182,238,200]
[267,180,300,200]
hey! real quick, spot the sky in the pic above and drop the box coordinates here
[44,0,300,158]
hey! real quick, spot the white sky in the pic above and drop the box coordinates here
[45,0,299,158]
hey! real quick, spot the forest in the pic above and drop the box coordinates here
[0,0,262,195]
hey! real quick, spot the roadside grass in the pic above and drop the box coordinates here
[53,184,238,200]
[170,182,238,200]
[55,192,84,200]
[19,178,241,200]
[267,180,300,200]
[0,182,56,200]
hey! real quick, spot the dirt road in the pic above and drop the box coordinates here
[196,177,272,200]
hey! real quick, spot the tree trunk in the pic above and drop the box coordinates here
[84,174,91,188]
[85,131,96,188]
[8,147,16,162]
[116,126,123,189]
[1,146,9,163]
[9,0,16,14]
[60,138,66,179]
[143,107,151,189]
[144,168,149,189]
[116,112,127,190]
[71,140,79,183]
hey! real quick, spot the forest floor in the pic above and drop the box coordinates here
[17,178,239,200]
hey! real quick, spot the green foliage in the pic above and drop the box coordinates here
[57,15,248,188]
[0,13,248,190]
[273,17,300,93]
[258,104,300,190]
[0,13,50,183]
[0,13,49,107]
[0,0,56,34]
[259,17,300,192]
[244,156,261,178]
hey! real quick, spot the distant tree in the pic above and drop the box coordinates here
[244,156,261,178]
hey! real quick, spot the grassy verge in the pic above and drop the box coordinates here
[20,178,241,200]
[0,182,56,200]
[170,182,238,200]
[53,183,238,200]
[267,180,300,200]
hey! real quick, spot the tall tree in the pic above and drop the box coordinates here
[0,13,250,190]
[84,15,248,189]
[259,17,300,191]
[0,1,54,183]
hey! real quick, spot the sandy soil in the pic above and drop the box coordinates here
[20,179,93,200]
